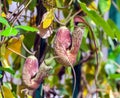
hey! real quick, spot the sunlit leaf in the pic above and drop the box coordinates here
[27,94,32,98]
[1,86,15,98]
[0,66,15,75]
[0,74,2,78]
[0,16,10,27]
[1,12,6,17]
[0,27,18,36]
[0,44,6,57]
[70,18,74,32]
[4,35,24,63]
[105,84,112,94]
[83,88,88,97]
[47,76,59,87]
[107,19,120,40]
[15,25,38,32]
[55,0,64,8]
[83,27,89,38]
[98,0,111,14]
[7,0,12,4]
[109,74,120,79]
[0,91,2,98]
[83,64,95,85]
[116,0,120,11]
[42,9,54,29]
[79,2,115,38]
[1,57,9,68]
[88,1,97,10]
[108,46,120,59]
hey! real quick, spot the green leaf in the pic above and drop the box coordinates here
[23,32,36,49]
[70,18,74,32]
[0,74,2,78]
[28,0,37,11]
[108,46,120,59]
[79,2,115,38]
[107,19,120,40]
[0,67,15,75]
[55,0,64,8]
[2,86,15,98]
[0,16,10,27]
[108,37,115,50]
[80,38,89,51]
[109,74,120,79]
[15,25,38,32]
[0,27,18,36]
[47,76,59,87]
[116,0,120,11]
[83,27,89,38]
[98,0,111,14]
[58,87,69,95]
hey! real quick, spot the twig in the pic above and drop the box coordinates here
[78,51,95,65]
[91,89,106,95]
[22,42,35,55]
[12,0,32,26]
[54,9,73,25]
[84,21,99,88]
[112,0,120,11]
[54,9,82,25]
[3,0,7,14]
[81,71,91,93]
[43,0,73,9]
[8,0,26,21]
[7,47,26,59]
[8,10,31,21]
[81,71,105,97]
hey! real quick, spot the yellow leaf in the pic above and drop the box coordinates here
[42,9,54,29]
[88,1,97,10]
[4,35,24,64]
[0,44,6,57]
[82,64,95,75]
[1,86,15,98]
[106,84,112,94]
[83,88,88,97]
[1,12,6,17]
[0,91,2,98]
[27,94,32,98]
[7,0,12,4]
[1,57,9,68]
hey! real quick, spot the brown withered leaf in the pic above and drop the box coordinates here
[37,24,53,39]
